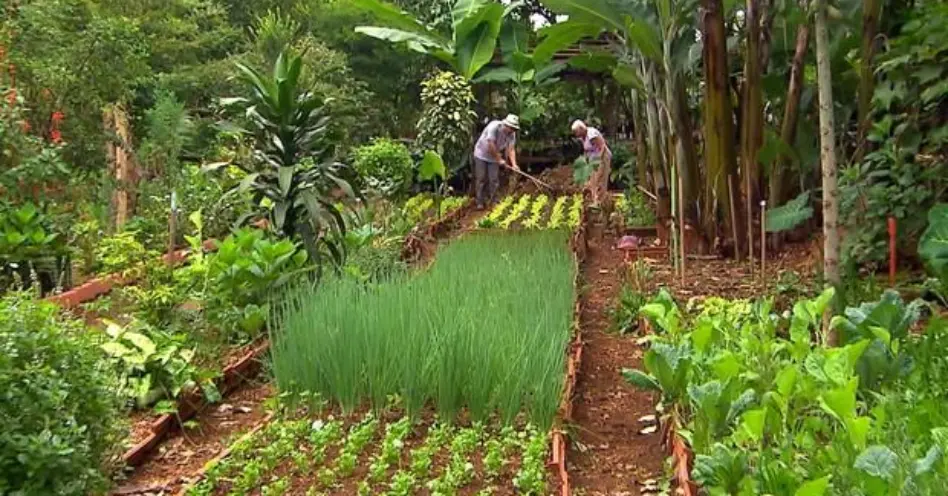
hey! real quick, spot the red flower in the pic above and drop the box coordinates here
[52,110,64,123]
[50,129,62,144]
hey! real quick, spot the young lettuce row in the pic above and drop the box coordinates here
[547,195,570,229]
[522,194,550,230]
[624,289,948,495]
[187,410,549,495]
[499,194,532,229]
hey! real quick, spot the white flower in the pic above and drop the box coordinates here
[311,420,325,431]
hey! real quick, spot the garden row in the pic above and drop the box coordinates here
[0,191,473,495]
[627,289,948,494]
[183,407,549,496]
[477,194,582,231]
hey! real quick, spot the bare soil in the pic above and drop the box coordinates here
[111,381,274,495]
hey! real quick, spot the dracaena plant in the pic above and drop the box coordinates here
[221,49,356,268]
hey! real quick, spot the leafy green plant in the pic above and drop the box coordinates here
[765,190,814,233]
[221,49,355,266]
[99,319,219,409]
[353,138,414,196]
[94,231,154,275]
[614,188,656,227]
[0,293,124,495]
[832,291,925,391]
[611,285,647,334]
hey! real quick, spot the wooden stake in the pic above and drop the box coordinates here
[728,176,741,260]
[678,168,686,286]
[760,200,767,291]
[746,168,754,275]
[888,216,897,287]
[167,191,177,268]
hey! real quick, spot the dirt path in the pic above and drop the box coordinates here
[569,226,665,495]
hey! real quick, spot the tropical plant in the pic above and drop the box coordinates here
[100,318,219,409]
[765,191,814,234]
[0,293,124,496]
[221,49,356,267]
[353,0,522,80]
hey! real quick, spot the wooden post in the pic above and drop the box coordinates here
[728,176,741,260]
[679,168,686,286]
[746,169,754,275]
[888,216,897,287]
[760,201,767,290]
[168,191,177,268]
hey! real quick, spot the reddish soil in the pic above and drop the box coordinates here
[569,224,665,495]
[111,381,274,495]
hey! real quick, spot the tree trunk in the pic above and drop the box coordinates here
[853,0,882,165]
[815,0,841,341]
[758,0,776,72]
[701,0,742,254]
[643,61,667,210]
[740,0,764,210]
[769,21,810,207]
[104,103,138,231]
[671,78,700,226]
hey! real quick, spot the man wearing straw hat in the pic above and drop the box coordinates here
[472,114,521,209]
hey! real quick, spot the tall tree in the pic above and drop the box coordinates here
[815,0,841,309]
[701,0,741,251]
[740,0,764,212]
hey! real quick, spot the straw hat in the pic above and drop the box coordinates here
[502,114,521,130]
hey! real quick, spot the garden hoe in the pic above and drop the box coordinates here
[500,162,555,192]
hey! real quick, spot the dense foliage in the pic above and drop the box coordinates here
[626,290,948,494]
[353,138,415,196]
[0,293,124,495]
[416,71,477,172]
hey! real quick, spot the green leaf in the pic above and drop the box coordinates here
[473,67,519,83]
[455,4,505,79]
[854,445,898,481]
[914,446,942,476]
[740,408,767,443]
[622,368,661,391]
[819,377,858,423]
[352,0,448,41]
[542,0,627,32]
[533,21,601,65]
[567,50,617,73]
[794,476,831,496]
[419,151,447,181]
[846,416,871,451]
[625,20,662,63]
[612,62,645,91]
[355,27,451,54]
[101,341,132,357]
[499,20,529,59]
[124,332,157,357]
[765,191,814,233]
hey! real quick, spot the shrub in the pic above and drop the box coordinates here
[0,293,124,495]
[416,72,477,170]
[353,138,414,195]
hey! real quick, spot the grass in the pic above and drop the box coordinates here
[271,231,576,428]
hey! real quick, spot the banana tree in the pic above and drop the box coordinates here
[472,20,580,118]
[353,0,524,80]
